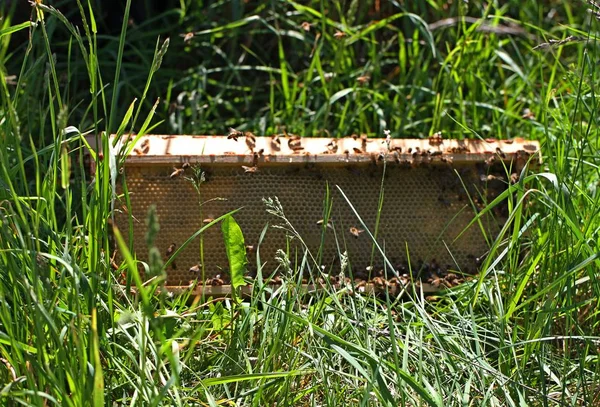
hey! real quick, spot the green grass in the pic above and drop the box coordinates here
[1,0,600,405]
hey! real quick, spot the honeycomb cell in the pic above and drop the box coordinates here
[114,161,503,285]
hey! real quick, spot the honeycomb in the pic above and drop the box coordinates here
[116,160,503,285]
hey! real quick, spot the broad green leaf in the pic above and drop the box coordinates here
[221,215,247,291]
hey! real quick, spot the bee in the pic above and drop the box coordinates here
[333,30,346,39]
[450,145,469,154]
[521,108,535,120]
[356,75,370,85]
[288,136,303,152]
[428,132,443,145]
[300,21,311,32]
[349,226,364,238]
[355,280,367,292]
[271,275,282,285]
[445,272,457,282]
[360,134,368,150]
[510,172,519,184]
[134,139,150,155]
[242,165,259,173]
[170,167,185,178]
[203,218,215,224]
[429,274,442,288]
[183,32,194,43]
[430,150,443,157]
[495,147,506,159]
[353,147,363,154]
[109,250,119,271]
[182,162,191,169]
[166,243,177,270]
[140,139,150,154]
[485,138,497,143]
[372,276,386,289]
[189,264,201,274]
[245,245,254,253]
[317,219,333,229]
[227,127,242,141]
[271,135,281,151]
[326,139,338,153]
[208,274,224,286]
[485,155,496,167]
[440,156,453,164]
[245,132,256,151]
[486,174,505,182]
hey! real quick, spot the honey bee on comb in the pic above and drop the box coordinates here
[166,243,177,270]
[349,226,364,238]
[208,274,224,286]
[170,167,185,178]
[189,264,200,274]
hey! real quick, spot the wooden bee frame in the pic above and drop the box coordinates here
[87,134,539,295]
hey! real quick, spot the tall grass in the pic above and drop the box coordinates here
[0,0,599,406]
